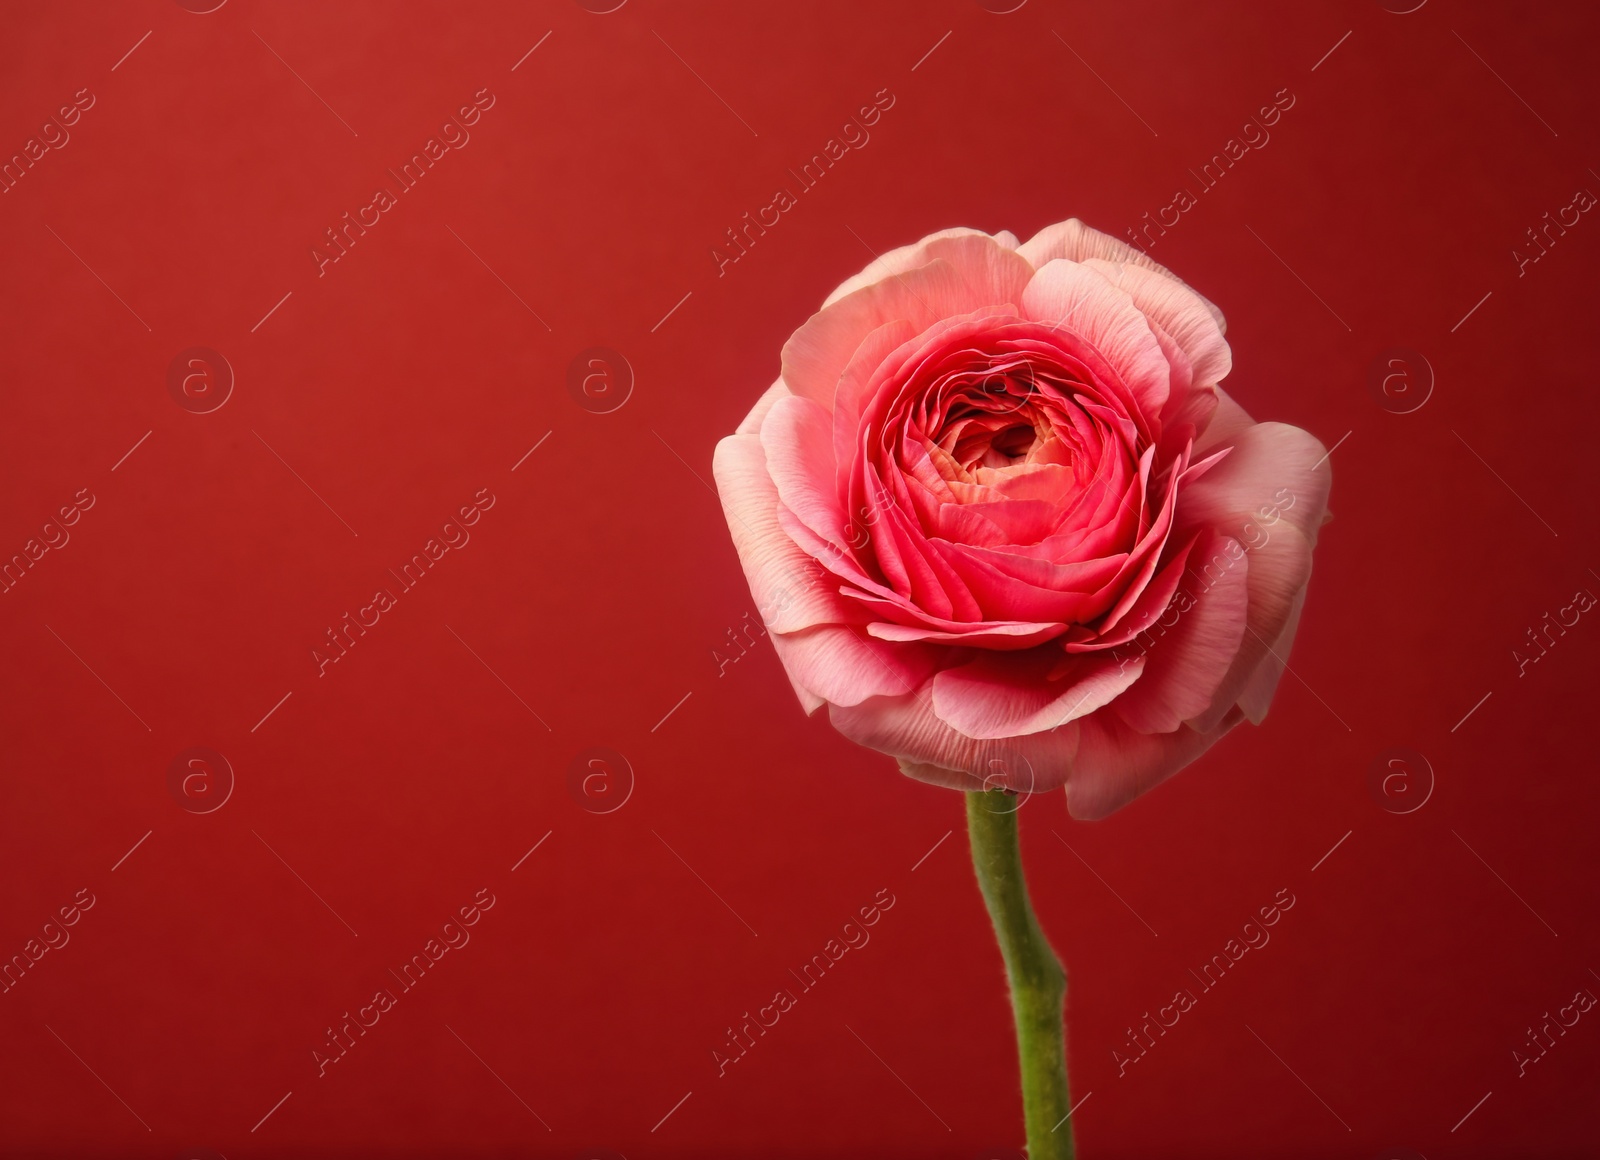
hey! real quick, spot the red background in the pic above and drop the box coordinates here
[2,1,1597,1156]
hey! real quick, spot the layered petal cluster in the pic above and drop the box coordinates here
[714,220,1331,819]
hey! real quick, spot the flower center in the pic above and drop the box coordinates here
[989,422,1037,461]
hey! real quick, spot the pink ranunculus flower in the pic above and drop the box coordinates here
[713,220,1331,819]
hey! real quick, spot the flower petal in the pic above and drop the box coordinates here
[712,431,838,637]
[771,624,937,708]
[1015,218,1226,331]
[1066,708,1240,820]
[833,318,920,475]
[1183,421,1333,544]
[1175,420,1332,728]
[736,377,791,435]
[823,228,1023,307]
[784,240,1034,412]
[1192,523,1314,731]
[868,618,1066,650]
[1110,533,1250,734]
[830,686,1080,793]
[762,394,849,547]
[1194,387,1257,455]
[1082,259,1232,388]
[1020,258,1171,421]
[1235,585,1306,724]
[932,650,1144,739]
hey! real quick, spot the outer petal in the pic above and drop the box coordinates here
[713,432,829,713]
[893,759,992,793]
[783,240,1034,411]
[1016,218,1226,331]
[1110,533,1250,734]
[1020,259,1171,420]
[1236,585,1306,724]
[1066,708,1241,821]
[1082,259,1232,388]
[761,394,849,547]
[714,417,939,708]
[770,624,937,709]
[1183,422,1333,544]
[868,618,1067,649]
[831,686,1081,793]
[713,430,837,637]
[1195,524,1313,732]
[736,377,791,435]
[1193,386,1255,455]
[832,318,920,473]
[823,227,1022,307]
[931,650,1143,739]
[1177,423,1331,729]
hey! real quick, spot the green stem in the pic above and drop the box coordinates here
[966,789,1073,1159]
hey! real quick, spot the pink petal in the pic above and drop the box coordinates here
[784,241,1033,412]
[823,228,1023,307]
[761,394,849,547]
[1065,534,1198,652]
[893,759,992,793]
[1066,708,1241,820]
[832,318,919,477]
[1110,533,1250,734]
[1082,259,1232,388]
[1183,421,1333,544]
[932,650,1144,739]
[1193,387,1256,455]
[867,619,1067,649]
[1174,420,1332,728]
[1015,218,1227,332]
[1020,258,1171,421]
[770,624,937,708]
[735,377,791,435]
[1189,523,1314,732]
[830,686,1081,794]
[1159,383,1220,457]
[919,232,1036,307]
[712,431,840,637]
[1236,585,1306,724]
[931,540,1131,624]
[783,262,962,412]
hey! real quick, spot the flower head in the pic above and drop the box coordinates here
[714,221,1331,819]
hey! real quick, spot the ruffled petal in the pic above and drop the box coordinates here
[932,650,1143,739]
[1020,258,1171,421]
[784,240,1036,413]
[761,394,849,547]
[712,431,838,637]
[1082,259,1232,389]
[868,618,1066,650]
[1187,523,1314,732]
[1110,533,1250,734]
[823,228,1023,307]
[1015,218,1226,332]
[1066,708,1240,820]
[1235,585,1306,724]
[1183,421,1333,544]
[1194,387,1257,455]
[830,686,1081,793]
[770,624,937,708]
[1175,420,1332,728]
[735,377,791,435]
